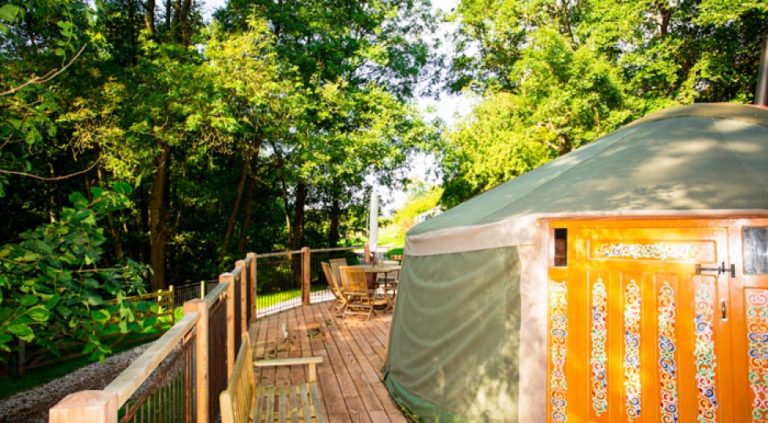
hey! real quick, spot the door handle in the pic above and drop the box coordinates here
[695,262,736,278]
[721,298,727,321]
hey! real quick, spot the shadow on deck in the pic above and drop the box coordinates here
[249,302,406,423]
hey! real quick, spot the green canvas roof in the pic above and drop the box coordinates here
[410,103,768,237]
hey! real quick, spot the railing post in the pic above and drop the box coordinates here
[236,260,247,342]
[49,390,118,423]
[247,252,257,323]
[301,247,311,305]
[184,299,208,423]
[222,272,235,379]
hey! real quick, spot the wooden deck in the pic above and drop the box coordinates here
[248,302,406,423]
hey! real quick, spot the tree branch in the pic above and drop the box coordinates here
[0,44,88,97]
[0,159,99,182]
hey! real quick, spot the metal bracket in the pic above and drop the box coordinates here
[695,261,736,278]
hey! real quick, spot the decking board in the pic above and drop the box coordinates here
[249,303,404,422]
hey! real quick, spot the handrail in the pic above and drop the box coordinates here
[230,266,243,279]
[103,311,200,407]
[256,249,303,258]
[310,246,362,253]
[204,281,229,309]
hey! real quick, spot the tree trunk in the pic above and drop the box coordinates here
[149,145,172,291]
[180,0,192,45]
[291,181,307,250]
[290,181,307,286]
[165,0,172,29]
[329,196,340,247]
[145,0,155,35]
[222,159,249,257]
[237,178,256,252]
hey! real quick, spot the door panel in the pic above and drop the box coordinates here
[728,219,768,423]
[547,221,733,422]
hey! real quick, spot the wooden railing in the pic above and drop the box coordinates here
[48,253,257,423]
[47,246,360,423]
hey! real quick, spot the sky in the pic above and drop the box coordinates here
[199,0,473,214]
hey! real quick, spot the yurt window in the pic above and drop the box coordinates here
[744,227,768,274]
[554,228,568,267]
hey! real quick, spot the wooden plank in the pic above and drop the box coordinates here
[310,383,324,423]
[316,305,387,421]
[279,387,286,423]
[300,383,312,423]
[246,302,404,422]
[265,386,274,423]
[255,357,324,367]
[290,384,300,423]
[311,307,371,423]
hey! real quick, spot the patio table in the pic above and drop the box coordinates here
[351,263,400,309]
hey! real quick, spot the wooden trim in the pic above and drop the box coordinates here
[205,281,228,309]
[184,299,209,423]
[49,390,119,423]
[236,260,247,344]
[103,312,199,407]
[301,247,311,306]
[247,252,257,324]
[223,272,235,379]
[253,357,324,367]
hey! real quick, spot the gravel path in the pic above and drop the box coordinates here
[0,344,150,423]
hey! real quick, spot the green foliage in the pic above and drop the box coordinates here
[380,184,443,245]
[0,185,149,361]
[443,0,768,206]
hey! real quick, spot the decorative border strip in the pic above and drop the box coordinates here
[694,281,718,422]
[550,280,568,422]
[747,290,768,421]
[591,278,608,416]
[594,243,697,261]
[658,281,679,422]
[624,280,641,421]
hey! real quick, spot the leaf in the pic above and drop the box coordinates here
[0,4,22,23]
[91,309,110,323]
[68,191,88,209]
[28,306,50,322]
[45,294,61,309]
[86,293,104,306]
[112,181,132,195]
[7,323,34,341]
[20,294,37,306]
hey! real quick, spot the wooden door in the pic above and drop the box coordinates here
[729,219,768,423]
[547,220,735,422]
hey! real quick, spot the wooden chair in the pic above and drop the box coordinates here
[328,258,347,291]
[321,262,347,315]
[220,332,325,423]
[338,266,388,320]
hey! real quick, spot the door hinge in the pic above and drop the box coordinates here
[695,261,735,278]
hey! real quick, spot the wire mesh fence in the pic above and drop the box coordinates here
[171,281,218,308]
[254,247,361,317]
[117,332,196,423]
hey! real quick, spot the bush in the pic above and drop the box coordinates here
[0,183,150,361]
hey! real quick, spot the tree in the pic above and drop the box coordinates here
[442,0,768,206]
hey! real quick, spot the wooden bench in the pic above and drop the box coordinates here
[220,332,325,423]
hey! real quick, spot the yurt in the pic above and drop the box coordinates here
[383,102,768,422]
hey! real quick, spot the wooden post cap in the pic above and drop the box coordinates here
[49,390,118,423]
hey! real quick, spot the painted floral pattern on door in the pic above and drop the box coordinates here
[550,280,568,422]
[695,281,718,422]
[624,280,642,421]
[747,289,768,421]
[658,281,679,422]
[591,278,608,416]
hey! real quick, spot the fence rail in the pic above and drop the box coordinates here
[49,246,369,423]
